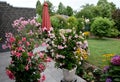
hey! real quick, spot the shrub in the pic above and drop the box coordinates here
[67,16,78,29]
[50,15,67,30]
[91,17,114,38]
[107,28,120,37]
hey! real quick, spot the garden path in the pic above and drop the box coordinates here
[0,52,86,82]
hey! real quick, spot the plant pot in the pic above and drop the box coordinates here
[62,66,77,82]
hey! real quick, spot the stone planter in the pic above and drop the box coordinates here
[61,66,77,82]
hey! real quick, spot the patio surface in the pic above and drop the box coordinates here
[0,52,86,82]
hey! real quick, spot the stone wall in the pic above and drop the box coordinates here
[0,1,36,43]
[0,1,36,52]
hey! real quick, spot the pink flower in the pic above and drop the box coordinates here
[28,52,33,57]
[25,65,29,71]
[28,30,34,35]
[15,52,21,58]
[58,45,64,49]
[6,69,15,80]
[26,41,30,46]
[2,44,7,49]
[22,37,26,42]
[41,74,46,81]
[38,63,45,71]
[45,57,52,62]
[9,37,16,43]
[17,47,23,51]
[56,54,65,59]
[38,74,46,82]
[18,40,22,44]
[39,52,44,59]
[42,42,47,47]
[35,43,39,48]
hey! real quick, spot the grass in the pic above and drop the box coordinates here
[87,38,120,68]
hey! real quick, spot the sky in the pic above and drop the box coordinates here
[0,0,120,10]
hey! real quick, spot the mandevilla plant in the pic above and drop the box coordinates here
[2,17,51,82]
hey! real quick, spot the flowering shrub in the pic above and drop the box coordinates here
[3,17,51,82]
[47,29,89,70]
[101,55,120,82]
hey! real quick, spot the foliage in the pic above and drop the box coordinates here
[47,29,89,70]
[76,4,95,19]
[57,2,66,15]
[101,55,120,82]
[67,16,78,29]
[50,15,67,30]
[77,18,85,32]
[65,6,73,16]
[46,1,55,16]
[97,0,116,18]
[112,9,120,32]
[3,17,51,82]
[107,28,120,38]
[91,17,114,38]
[36,0,42,17]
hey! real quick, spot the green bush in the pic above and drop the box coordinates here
[67,16,78,29]
[107,28,120,37]
[91,17,114,38]
[50,15,67,30]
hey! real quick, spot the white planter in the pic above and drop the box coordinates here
[62,66,77,82]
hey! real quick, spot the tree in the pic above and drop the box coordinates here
[46,0,55,16]
[76,4,95,19]
[57,2,66,15]
[36,0,42,17]
[112,9,120,31]
[91,17,115,38]
[65,6,73,16]
[97,0,116,18]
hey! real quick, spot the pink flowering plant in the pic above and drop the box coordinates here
[47,29,89,70]
[3,17,51,82]
[101,55,120,82]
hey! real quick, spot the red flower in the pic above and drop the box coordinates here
[6,69,15,80]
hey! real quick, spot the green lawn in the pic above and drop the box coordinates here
[87,38,120,68]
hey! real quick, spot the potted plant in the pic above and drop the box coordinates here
[47,28,89,81]
[3,17,51,82]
